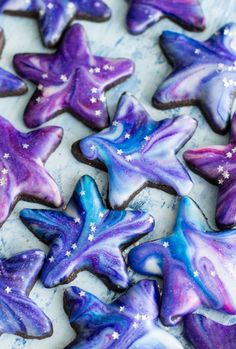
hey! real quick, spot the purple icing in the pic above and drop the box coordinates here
[63,280,184,349]
[127,0,205,34]
[0,249,52,339]
[74,93,197,209]
[184,314,236,349]
[0,27,26,96]
[0,0,111,48]
[128,197,236,326]
[20,175,154,290]
[184,111,236,228]
[0,115,63,227]
[153,23,236,134]
[14,23,134,130]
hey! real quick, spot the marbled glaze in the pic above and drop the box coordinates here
[127,0,205,34]
[0,0,111,48]
[0,115,63,227]
[63,280,183,349]
[14,24,134,129]
[0,249,52,339]
[184,111,236,228]
[153,23,236,134]
[74,93,197,209]
[129,197,236,326]
[184,314,236,349]
[0,27,26,96]
[20,175,154,289]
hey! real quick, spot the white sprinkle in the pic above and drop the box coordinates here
[0,177,7,186]
[90,145,96,151]
[47,2,54,9]
[79,291,86,297]
[5,286,12,294]
[65,251,72,257]
[90,97,97,104]
[88,234,95,242]
[193,270,199,278]
[112,121,118,126]
[22,143,29,149]
[94,67,101,73]
[42,73,48,79]
[48,256,55,263]
[60,74,68,83]
[3,153,10,159]
[71,243,77,250]
[74,217,81,224]
[217,165,224,173]
[80,190,86,196]
[100,94,106,103]
[163,241,169,248]
[144,136,150,141]
[99,212,104,218]
[210,270,216,277]
[117,149,123,155]
[119,306,125,312]
[218,178,224,185]
[125,155,132,162]
[1,168,8,175]
[112,331,120,340]
[194,48,201,55]
[124,133,130,139]
[223,170,230,179]
[38,84,44,90]
[91,87,98,93]
[95,110,101,116]
[133,322,139,329]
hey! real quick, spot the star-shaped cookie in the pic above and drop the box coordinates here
[63,280,184,349]
[129,197,236,326]
[127,0,205,35]
[153,23,236,134]
[20,175,154,290]
[184,313,236,349]
[0,27,26,97]
[14,23,134,129]
[73,93,197,209]
[0,249,52,339]
[0,115,63,227]
[184,111,236,229]
[0,0,111,48]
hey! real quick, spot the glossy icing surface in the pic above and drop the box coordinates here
[76,93,197,209]
[184,314,236,349]
[128,197,236,326]
[127,0,205,34]
[0,249,52,339]
[63,280,184,349]
[0,27,26,96]
[184,111,236,228]
[0,0,111,47]
[20,175,154,289]
[153,23,236,134]
[14,23,134,129]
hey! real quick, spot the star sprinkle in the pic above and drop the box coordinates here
[0,0,111,48]
[153,23,236,134]
[20,175,154,289]
[0,249,52,338]
[128,197,236,326]
[184,314,236,349]
[0,27,26,97]
[73,93,197,209]
[184,111,236,228]
[63,280,183,349]
[14,24,134,129]
[127,0,205,35]
[0,115,63,227]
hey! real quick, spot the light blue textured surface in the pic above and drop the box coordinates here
[0,0,235,348]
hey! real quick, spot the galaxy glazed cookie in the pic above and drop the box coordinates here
[129,197,236,326]
[63,280,184,349]
[0,249,52,339]
[127,0,205,35]
[73,93,197,209]
[0,0,111,48]
[153,23,236,134]
[184,314,236,349]
[14,23,134,129]
[184,111,236,228]
[0,116,63,227]
[20,175,154,290]
[0,27,26,97]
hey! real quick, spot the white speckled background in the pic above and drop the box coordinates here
[0,0,236,348]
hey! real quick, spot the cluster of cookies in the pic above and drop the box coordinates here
[0,1,236,349]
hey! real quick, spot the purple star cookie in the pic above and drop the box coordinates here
[0,27,26,96]
[184,313,236,349]
[153,23,236,134]
[184,111,236,229]
[72,93,197,209]
[0,249,52,339]
[127,0,205,35]
[129,197,236,326]
[14,23,134,130]
[0,0,111,48]
[20,175,154,290]
[0,115,63,227]
[63,280,184,349]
